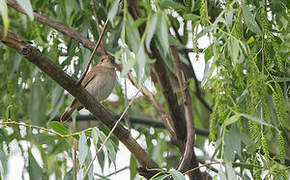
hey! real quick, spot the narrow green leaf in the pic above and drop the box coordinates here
[108,0,120,25]
[78,132,88,165]
[201,59,213,87]
[146,13,158,53]
[0,150,7,176]
[183,14,200,22]
[242,4,262,35]
[157,13,169,55]
[130,155,138,180]
[226,162,237,179]
[106,140,116,166]
[168,169,185,180]
[137,43,146,84]
[15,0,34,20]
[131,17,147,29]
[224,126,241,161]
[223,114,240,127]
[126,14,141,53]
[268,77,290,83]
[204,44,213,62]
[92,128,99,146]
[229,38,240,64]
[196,26,215,39]
[48,121,71,135]
[29,83,47,126]
[49,85,64,120]
[28,151,42,180]
[84,148,94,179]
[0,0,9,37]
[64,168,73,180]
[160,0,185,12]
[241,114,273,127]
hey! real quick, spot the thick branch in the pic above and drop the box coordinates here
[171,46,200,179]
[0,27,158,169]
[127,0,187,143]
[6,0,105,54]
[170,21,212,113]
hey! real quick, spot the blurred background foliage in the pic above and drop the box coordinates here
[0,0,289,179]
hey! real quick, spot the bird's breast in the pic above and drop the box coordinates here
[85,70,116,102]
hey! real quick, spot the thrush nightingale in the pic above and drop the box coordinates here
[60,55,116,121]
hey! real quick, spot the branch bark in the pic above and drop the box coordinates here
[0,26,158,169]
[127,0,187,145]
[127,74,177,139]
[6,0,105,54]
[171,46,200,179]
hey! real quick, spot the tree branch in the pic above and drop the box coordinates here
[170,20,212,113]
[0,26,158,169]
[6,0,105,54]
[171,46,200,179]
[127,73,177,141]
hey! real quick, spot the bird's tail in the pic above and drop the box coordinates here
[60,107,74,122]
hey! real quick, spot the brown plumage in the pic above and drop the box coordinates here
[60,55,116,121]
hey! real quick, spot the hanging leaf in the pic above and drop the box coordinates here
[225,162,237,179]
[49,84,64,121]
[242,4,262,35]
[108,0,120,25]
[48,121,71,135]
[160,0,185,12]
[183,14,200,22]
[168,169,186,180]
[28,151,42,180]
[130,155,138,180]
[29,83,47,126]
[92,127,99,146]
[78,132,89,165]
[15,0,34,20]
[241,114,273,127]
[196,26,215,39]
[136,43,146,84]
[145,13,158,53]
[156,13,169,55]
[223,114,240,127]
[126,14,141,53]
[0,0,8,37]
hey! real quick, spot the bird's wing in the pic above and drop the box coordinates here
[81,68,97,88]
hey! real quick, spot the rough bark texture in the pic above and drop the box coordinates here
[0,27,158,169]
[7,0,105,54]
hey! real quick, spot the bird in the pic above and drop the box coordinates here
[60,55,116,121]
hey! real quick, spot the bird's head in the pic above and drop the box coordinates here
[97,55,115,68]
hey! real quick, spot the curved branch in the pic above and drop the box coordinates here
[171,46,200,179]
[0,26,158,169]
[6,0,105,54]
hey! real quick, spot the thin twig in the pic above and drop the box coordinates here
[90,0,102,35]
[183,161,290,175]
[127,73,176,137]
[105,166,129,177]
[82,88,141,180]
[0,121,64,137]
[76,18,109,85]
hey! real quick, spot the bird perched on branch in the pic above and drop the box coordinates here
[60,55,116,121]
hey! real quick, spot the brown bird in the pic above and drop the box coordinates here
[60,55,116,121]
